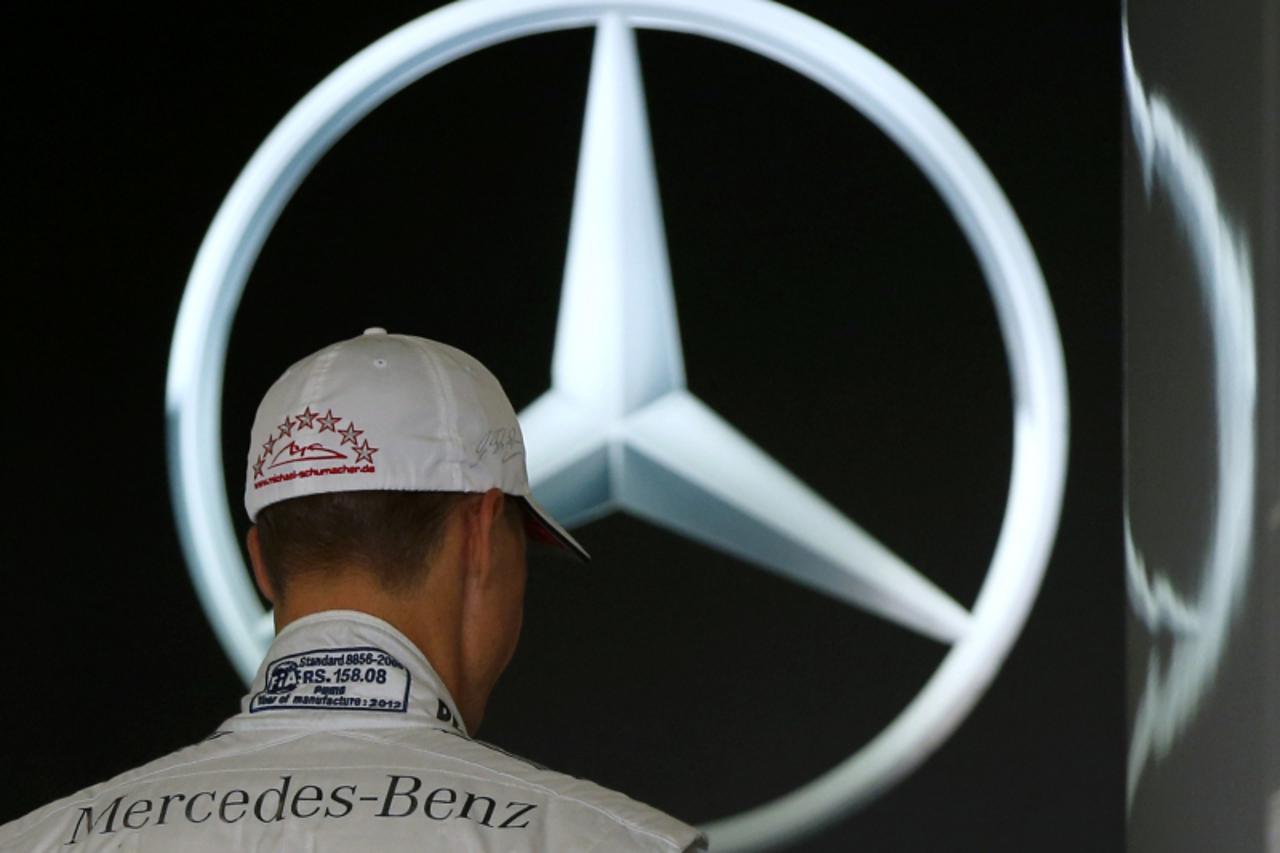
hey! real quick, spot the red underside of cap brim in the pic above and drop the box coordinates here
[517,497,590,563]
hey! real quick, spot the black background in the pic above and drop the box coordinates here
[5,2,1121,850]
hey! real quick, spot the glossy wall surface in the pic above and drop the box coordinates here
[1124,0,1280,850]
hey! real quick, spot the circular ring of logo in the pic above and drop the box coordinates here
[166,1,1069,849]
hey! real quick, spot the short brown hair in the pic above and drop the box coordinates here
[254,490,471,601]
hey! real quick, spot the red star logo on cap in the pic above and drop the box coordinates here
[354,439,378,464]
[262,434,279,455]
[339,422,364,447]
[316,409,341,432]
[252,456,265,479]
[294,406,319,430]
[276,417,294,437]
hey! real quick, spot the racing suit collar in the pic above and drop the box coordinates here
[236,609,470,737]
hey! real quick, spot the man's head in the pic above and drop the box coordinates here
[242,329,583,729]
[244,328,586,562]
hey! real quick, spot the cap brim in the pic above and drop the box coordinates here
[518,495,590,562]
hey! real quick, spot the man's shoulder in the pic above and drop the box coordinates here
[0,729,250,851]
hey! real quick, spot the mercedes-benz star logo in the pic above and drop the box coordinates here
[166,2,1068,849]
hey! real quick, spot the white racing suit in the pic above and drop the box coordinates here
[1,611,707,852]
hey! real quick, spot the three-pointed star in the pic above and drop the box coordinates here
[518,16,970,645]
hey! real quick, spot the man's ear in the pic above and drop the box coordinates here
[246,526,276,605]
[461,488,508,587]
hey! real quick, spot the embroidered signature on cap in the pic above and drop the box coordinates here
[474,427,523,464]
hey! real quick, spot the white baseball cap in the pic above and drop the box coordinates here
[245,328,588,561]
